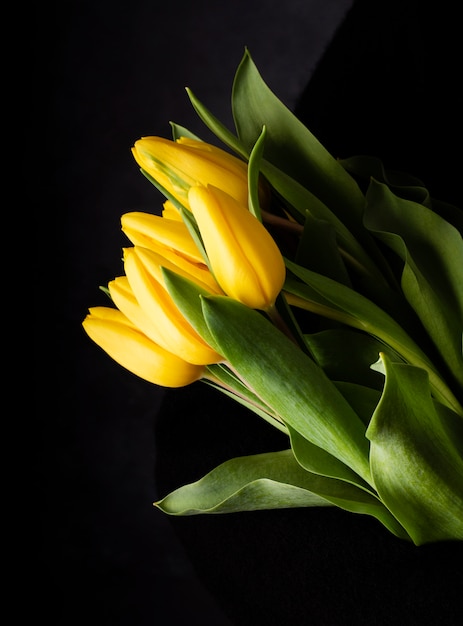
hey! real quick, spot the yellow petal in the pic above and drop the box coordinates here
[162,200,182,221]
[123,244,221,294]
[82,307,203,387]
[132,136,249,209]
[188,185,286,310]
[124,247,222,364]
[121,211,204,264]
[108,276,164,343]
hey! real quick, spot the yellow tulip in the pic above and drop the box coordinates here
[161,200,182,221]
[121,211,222,292]
[131,136,249,209]
[121,211,204,264]
[82,307,203,387]
[188,185,286,310]
[123,246,222,364]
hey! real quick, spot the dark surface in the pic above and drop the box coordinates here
[294,0,462,206]
[156,384,463,626]
[42,1,354,625]
[41,0,463,624]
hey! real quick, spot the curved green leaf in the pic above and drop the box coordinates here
[296,214,351,286]
[161,268,219,351]
[284,259,463,416]
[247,124,266,221]
[287,425,372,491]
[155,450,332,514]
[232,49,366,229]
[304,328,397,390]
[366,353,463,545]
[333,381,381,427]
[170,122,202,142]
[155,448,409,540]
[185,87,248,159]
[339,155,430,205]
[364,180,463,390]
[201,295,372,485]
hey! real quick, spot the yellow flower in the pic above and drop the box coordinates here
[121,211,203,264]
[161,200,182,221]
[188,185,286,310]
[131,136,249,209]
[123,246,222,364]
[120,212,222,293]
[82,307,203,387]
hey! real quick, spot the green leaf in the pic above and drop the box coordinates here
[304,328,398,390]
[284,259,463,416]
[430,198,463,235]
[339,155,431,206]
[161,268,219,351]
[201,295,372,485]
[170,122,202,141]
[155,450,332,514]
[139,168,188,209]
[366,353,463,545]
[264,163,404,310]
[333,382,381,427]
[288,428,409,538]
[365,180,463,390]
[177,206,211,269]
[296,214,351,286]
[247,124,266,221]
[185,87,248,159]
[155,447,410,539]
[287,425,372,490]
[232,49,366,229]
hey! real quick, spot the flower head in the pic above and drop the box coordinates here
[131,136,249,209]
[188,185,286,310]
[82,307,203,387]
[121,211,203,264]
[120,211,222,293]
[122,246,222,364]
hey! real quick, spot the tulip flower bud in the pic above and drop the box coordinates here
[123,246,222,365]
[188,185,286,310]
[131,136,249,209]
[82,307,204,387]
[161,200,182,221]
[121,211,204,264]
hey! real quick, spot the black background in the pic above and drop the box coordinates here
[42,1,462,624]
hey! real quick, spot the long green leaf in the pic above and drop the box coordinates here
[232,49,366,228]
[364,179,463,390]
[284,259,463,416]
[296,214,351,286]
[247,124,266,221]
[366,353,463,545]
[304,328,400,390]
[201,295,372,485]
[185,87,248,159]
[155,450,332,514]
[161,268,219,351]
[155,448,409,539]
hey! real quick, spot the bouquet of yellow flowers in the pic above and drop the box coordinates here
[83,49,463,545]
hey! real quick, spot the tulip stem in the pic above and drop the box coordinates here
[261,210,303,234]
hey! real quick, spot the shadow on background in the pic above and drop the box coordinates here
[41,2,352,624]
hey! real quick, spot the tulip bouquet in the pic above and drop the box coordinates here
[83,50,463,545]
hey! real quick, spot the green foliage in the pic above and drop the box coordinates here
[155,49,463,544]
